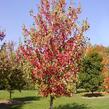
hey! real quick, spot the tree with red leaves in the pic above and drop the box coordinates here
[17,0,89,109]
[0,29,6,51]
[0,30,5,41]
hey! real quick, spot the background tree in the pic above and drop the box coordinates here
[0,29,5,41]
[0,30,6,89]
[85,45,109,92]
[79,52,103,94]
[18,56,35,90]
[0,42,27,99]
[18,0,89,109]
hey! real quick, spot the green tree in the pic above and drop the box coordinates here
[18,57,35,90]
[79,52,103,94]
[0,42,27,99]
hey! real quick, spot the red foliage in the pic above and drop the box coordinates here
[0,30,5,41]
[17,0,89,97]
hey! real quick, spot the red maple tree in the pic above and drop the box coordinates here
[17,0,89,109]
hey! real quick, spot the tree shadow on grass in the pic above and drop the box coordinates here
[55,103,89,109]
[10,101,27,109]
[10,96,41,109]
[12,96,41,102]
[0,103,10,109]
[0,96,41,109]
[0,101,25,109]
[83,93,104,97]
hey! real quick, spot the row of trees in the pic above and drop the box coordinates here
[1,37,108,98]
[1,39,109,98]
[0,34,35,99]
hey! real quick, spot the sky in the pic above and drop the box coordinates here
[0,0,109,46]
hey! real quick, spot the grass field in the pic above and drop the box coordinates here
[0,90,109,109]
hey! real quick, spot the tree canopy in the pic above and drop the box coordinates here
[79,52,103,93]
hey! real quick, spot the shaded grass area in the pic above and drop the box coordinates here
[0,90,109,109]
[83,93,104,97]
[13,96,41,102]
[54,103,89,109]
[0,103,10,109]
[0,90,41,109]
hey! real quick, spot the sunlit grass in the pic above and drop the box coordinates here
[0,90,109,109]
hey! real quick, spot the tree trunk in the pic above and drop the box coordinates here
[74,82,77,94]
[49,95,54,109]
[9,90,12,99]
[91,91,94,95]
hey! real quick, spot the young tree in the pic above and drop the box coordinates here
[17,0,89,109]
[0,30,6,89]
[0,42,27,99]
[79,52,103,94]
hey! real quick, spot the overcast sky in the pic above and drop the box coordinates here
[0,0,109,46]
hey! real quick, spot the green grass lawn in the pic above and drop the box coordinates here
[0,90,109,109]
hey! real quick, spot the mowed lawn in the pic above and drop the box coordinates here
[0,90,109,109]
